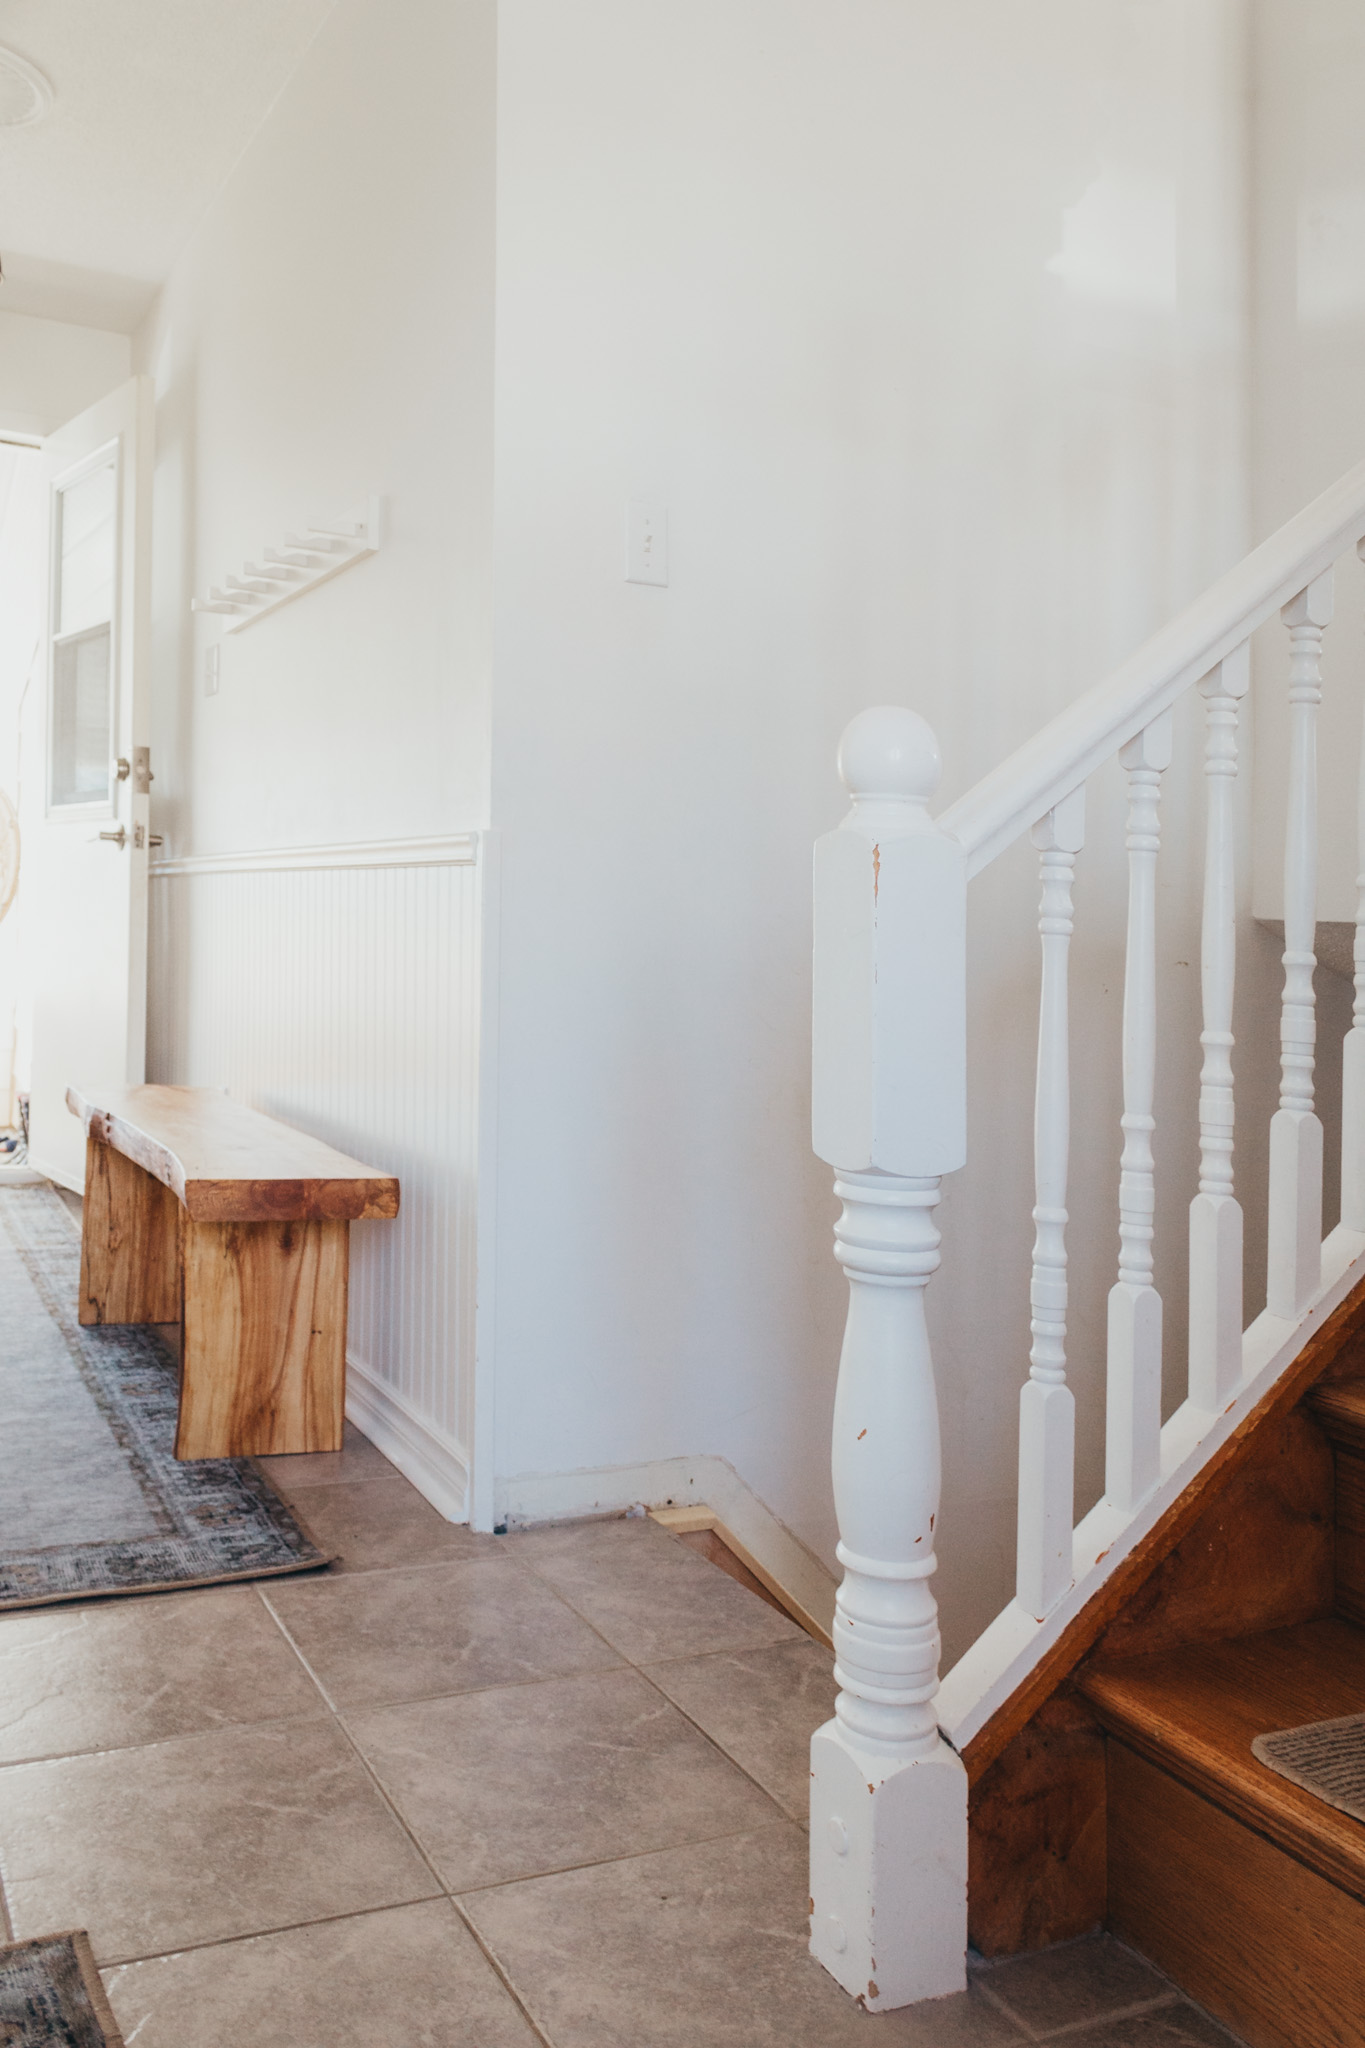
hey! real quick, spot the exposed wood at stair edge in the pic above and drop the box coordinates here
[966,1400,1338,1954]
[959,1268,1365,1786]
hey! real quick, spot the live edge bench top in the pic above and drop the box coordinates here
[67,1083,401,1224]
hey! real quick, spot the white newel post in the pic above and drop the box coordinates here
[1189,649,1248,1407]
[809,706,968,2011]
[1268,570,1332,1318]
[1343,539,1365,1230]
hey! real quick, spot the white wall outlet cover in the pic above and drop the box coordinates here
[627,500,668,586]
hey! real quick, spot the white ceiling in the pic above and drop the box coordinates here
[0,0,338,333]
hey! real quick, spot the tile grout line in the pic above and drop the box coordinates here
[7,1506,804,2024]
[97,1899,558,2048]
[252,1587,558,2047]
[95,1893,450,1974]
[505,1532,816,1827]
[441,1815,795,1900]
[0,1702,339,1778]
[252,1582,462,1896]
[258,1546,813,1889]
[263,1550,814,1993]
[627,1663,811,1830]
[1022,1990,1187,2043]
[508,1539,802,1691]
[444,1900,557,2048]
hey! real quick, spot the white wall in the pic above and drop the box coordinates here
[1250,0,1365,924]
[488,0,1253,1656]
[0,446,46,1121]
[0,312,132,1124]
[133,0,495,857]
[134,0,497,1507]
[0,309,129,440]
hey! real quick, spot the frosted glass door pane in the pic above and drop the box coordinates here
[51,625,112,806]
[57,463,116,636]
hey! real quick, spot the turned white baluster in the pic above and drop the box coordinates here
[1268,570,1332,1317]
[1189,649,1249,1409]
[1016,787,1084,1620]
[809,706,968,2011]
[1106,711,1171,1512]
[1343,543,1365,1232]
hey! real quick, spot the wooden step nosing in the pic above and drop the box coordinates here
[1304,1387,1365,1454]
[1085,1702,1365,1905]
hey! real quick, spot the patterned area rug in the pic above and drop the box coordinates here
[0,1185,328,1610]
[0,1931,123,2046]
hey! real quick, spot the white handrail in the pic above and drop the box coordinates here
[939,456,1365,874]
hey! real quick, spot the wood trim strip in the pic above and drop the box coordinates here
[149,832,480,878]
[650,1504,834,1648]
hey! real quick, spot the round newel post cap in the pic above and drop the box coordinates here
[837,706,941,804]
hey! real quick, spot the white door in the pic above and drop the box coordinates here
[24,377,153,1190]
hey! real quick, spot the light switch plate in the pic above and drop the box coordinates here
[627,500,668,586]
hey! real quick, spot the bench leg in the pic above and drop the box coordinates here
[79,1137,182,1327]
[176,1216,347,1458]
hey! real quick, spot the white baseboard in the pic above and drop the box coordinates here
[345,1352,470,1524]
[0,1163,45,1186]
[498,1453,837,1642]
[23,1152,80,1192]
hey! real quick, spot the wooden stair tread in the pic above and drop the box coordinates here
[67,1083,400,1223]
[1079,1616,1365,1901]
[1306,1376,1365,1455]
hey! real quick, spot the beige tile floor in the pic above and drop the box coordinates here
[0,1428,1248,2047]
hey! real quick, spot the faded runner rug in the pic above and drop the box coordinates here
[0,1931,124,2047]
[0,1184,328,1610]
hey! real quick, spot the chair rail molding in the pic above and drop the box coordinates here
[149,832,479,878]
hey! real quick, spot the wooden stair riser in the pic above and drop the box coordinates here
[1108,1742,1365,2048]
[967,1404,1338,1952]
[1335,1447,1365,1625]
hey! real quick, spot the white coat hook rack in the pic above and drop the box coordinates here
[191,493,384,634]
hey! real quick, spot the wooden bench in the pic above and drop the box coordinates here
[67,1083,400,1460]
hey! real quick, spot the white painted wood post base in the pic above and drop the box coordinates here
[1105,1282,1162,1511]
[809,1723,967,2009]
[1267,1107,1323,1318]
[1188,1191,1243,1409]
[1016,1377,1074,1617]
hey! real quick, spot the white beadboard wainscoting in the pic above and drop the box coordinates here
[147,832,497,1525]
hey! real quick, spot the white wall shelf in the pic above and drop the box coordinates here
[191,493,383,634]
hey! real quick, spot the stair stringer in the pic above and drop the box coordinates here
[937,1227,1365,1784]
